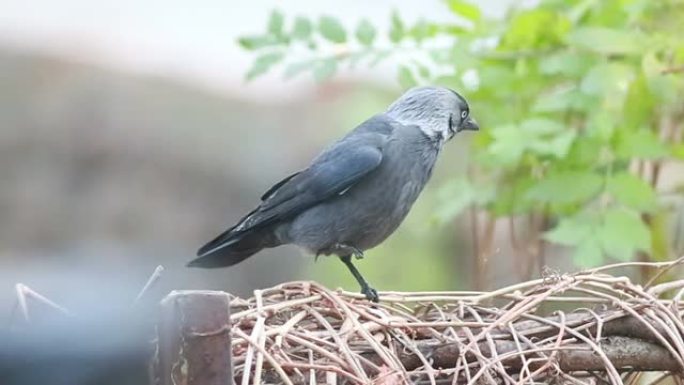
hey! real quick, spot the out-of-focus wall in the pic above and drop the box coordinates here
[0,49,348,310]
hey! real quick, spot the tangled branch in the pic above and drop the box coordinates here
[229,259,684,384]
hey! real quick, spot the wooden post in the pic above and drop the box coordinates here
[154,290,233,385]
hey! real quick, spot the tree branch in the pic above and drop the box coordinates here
[389,336,679,373]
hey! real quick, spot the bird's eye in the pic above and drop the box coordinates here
[461,110,468,119]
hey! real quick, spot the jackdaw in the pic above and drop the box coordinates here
[189,86,479,301]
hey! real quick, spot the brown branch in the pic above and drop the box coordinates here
[497,312,673,346]
[364,336,680,374]
[357,313,683,375]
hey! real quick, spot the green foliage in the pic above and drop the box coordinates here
[239,0,684,268]
[318,16,347,43]
[246,52,285,81]
[397,65,417,88]
[268,10,285,37]
[526,171,603,205]
[292,17,313,41]
[389,10,405,43]
[566,27,645,55]
[544,209,651,267]
[435,178,495,224]
[444,0,481,22]
[607,172,658,212]
[355,19,376,46]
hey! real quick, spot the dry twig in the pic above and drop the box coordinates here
[229,259,684,384]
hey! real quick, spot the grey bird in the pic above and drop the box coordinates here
[188,86,479,301]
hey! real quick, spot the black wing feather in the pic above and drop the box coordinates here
[196,140,384,257]
[260,171,301,201]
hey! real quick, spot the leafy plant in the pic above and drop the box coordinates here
[238,0,684,279]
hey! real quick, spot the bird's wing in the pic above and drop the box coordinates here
[260,171,301,201]
[197,132,386,257]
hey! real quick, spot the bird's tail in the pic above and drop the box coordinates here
[188,230,278,268]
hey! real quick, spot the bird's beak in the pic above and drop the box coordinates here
[461,116,479,131]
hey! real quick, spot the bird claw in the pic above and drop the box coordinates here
[334,243,364,259]
[350,246,364,260]
[361,285,379,303]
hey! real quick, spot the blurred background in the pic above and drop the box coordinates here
[1,0,683,384]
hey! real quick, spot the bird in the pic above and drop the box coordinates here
[188,86,479,302]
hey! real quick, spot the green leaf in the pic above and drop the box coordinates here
[268,10,285,36]
[444,0,481,22]
[532,88,590,113]
[246,52,284,81]
[580,63,634,97]
[607,172,658,212]
[567,27,645,55]
[413,61,431,79]
[585,110,617,141]
[501,10,570,50]
[283,60,313,79]
[598,209,651,260]
[355,19,376,46]
[318,16,347,43]
[389,10,405,43]
[539,52,593,76]
[292,17,313,40]
[526,171,603,204]
[623,75,655,129]
[519,119,576,158]
[477,65,517,91]
[398,65,417,89]
[312,58,337,82]
[545,213,608,267]
[487,124,527,164]
[408,20,439,42]
[487,119,575,163]
[237,35,278,50]
[573,238,604,268]
[435,178,494,224]
[544,214,596,246]
[490,176,536,216]
[520,118,565,135]
[531,131,577,159]
[614,129,669,160]
[565,137,606,169]
[671,143,684,160]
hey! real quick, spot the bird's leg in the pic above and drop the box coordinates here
[339,255,378,302]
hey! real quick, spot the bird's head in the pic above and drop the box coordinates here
[385,86,479,143]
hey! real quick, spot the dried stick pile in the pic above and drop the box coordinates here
[230,260,684,384]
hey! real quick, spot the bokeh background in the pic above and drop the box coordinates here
[2,0,683,384]
[0,0,518,315]
[0,2,504,384]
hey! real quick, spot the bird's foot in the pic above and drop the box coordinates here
[334,244,364,260]
[348,246,364,260]
[361,284,379,302]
